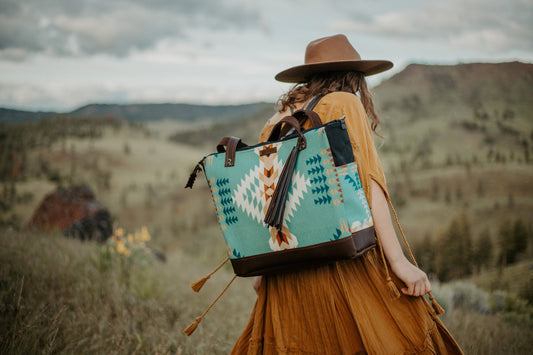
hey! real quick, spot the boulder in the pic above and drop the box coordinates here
[29,185,112,242]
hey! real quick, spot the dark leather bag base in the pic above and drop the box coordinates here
[231,227,377,277]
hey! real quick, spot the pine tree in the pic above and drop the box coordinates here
[473,228,493,273]
[458,213,474,276]
[497,218,529,266]
[498,219,514,266]
[435,213,473,281]
[513,218,528,259]
[413,233,436,275]
[435,218,461,281]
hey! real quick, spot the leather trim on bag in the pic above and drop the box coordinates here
[216,136,248,167]
[231,227,376,277]
[259,146,278,156]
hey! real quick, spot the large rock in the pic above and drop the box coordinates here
[29,185,112,242]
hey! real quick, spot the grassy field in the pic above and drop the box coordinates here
[1,228,532,354]
[0,228,256,354]
[1,67,533,353]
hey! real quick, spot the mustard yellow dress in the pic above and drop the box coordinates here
[231,92,464,354]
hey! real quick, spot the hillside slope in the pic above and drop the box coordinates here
[0,102,273,123]
[165,62,533,153]
[70,102,272,122]
[374,61,533,170]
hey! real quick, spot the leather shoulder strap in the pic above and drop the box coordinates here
[305,94,325,111]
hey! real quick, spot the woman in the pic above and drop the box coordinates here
[231,35,464,354]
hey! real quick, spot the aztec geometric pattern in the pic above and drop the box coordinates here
[337,163,373,232]
[202,121,374,259]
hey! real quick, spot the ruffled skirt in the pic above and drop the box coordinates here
[231,249,463,354]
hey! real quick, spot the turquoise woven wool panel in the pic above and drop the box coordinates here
[202,122,372,259]
[336,162,373,232]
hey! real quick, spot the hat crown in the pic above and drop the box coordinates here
[305,34,362,65]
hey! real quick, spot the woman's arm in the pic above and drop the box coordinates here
[251,181,430,297]
[370,179,432,297]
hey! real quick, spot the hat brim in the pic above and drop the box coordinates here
[275,60,393,83]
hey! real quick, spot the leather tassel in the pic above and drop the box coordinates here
[190,257,230,293]
[183,275,237,336]
[264,144,300,229]
[185,163,203,189]
[386,277,401,299]
[428,293,445,315]
[190,276,210,293]
[183,316,202,336]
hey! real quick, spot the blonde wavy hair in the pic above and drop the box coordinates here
[277,71,380,132]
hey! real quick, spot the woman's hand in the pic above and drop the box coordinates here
[253,275,263,294]
[390,258,432,297]
[370,179,431,297]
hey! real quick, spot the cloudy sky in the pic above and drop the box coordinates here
[1,0,532,111]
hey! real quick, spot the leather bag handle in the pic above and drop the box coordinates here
[296,109,322,128]
[264,115,309,229]
[268,110,322,142]
[267,115,307,150]
[216,136,248,167]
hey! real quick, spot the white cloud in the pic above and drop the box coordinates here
[330,0,533,54]
[0,0,262,59]
[1,0,532,111]
[0,80,283,112]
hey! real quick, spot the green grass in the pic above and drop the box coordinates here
[443,311,533,355]
[2,229,533,354]
[467,260,533,299]
[0,228,255,354]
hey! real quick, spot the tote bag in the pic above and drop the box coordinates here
[186,110,376,277]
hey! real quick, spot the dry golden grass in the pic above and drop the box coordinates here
[0,228,256,354]
[2,228,533,354]
[443,311,533,354]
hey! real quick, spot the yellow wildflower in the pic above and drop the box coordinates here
[116,239,130,257]
[140,226,151,241]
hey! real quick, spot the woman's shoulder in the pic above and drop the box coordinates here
[313,92,366,125]
[317,92,363,110]
[260,92,364,141]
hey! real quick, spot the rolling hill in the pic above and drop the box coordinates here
[373,62,533,167]
[167,61,533,170]
[0,102,273,123]
[2,61,532,240]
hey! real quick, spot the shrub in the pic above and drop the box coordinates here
[433,281,490,315]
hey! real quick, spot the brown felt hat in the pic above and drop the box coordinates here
[275,34,393,83]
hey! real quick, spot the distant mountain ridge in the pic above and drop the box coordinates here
[0,102,273,123]
[0,108,57,123]
[374,61,533,122]
[1,61,531,126]
[70,102,273,122]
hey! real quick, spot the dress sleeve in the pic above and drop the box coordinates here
[311,92,388,206]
